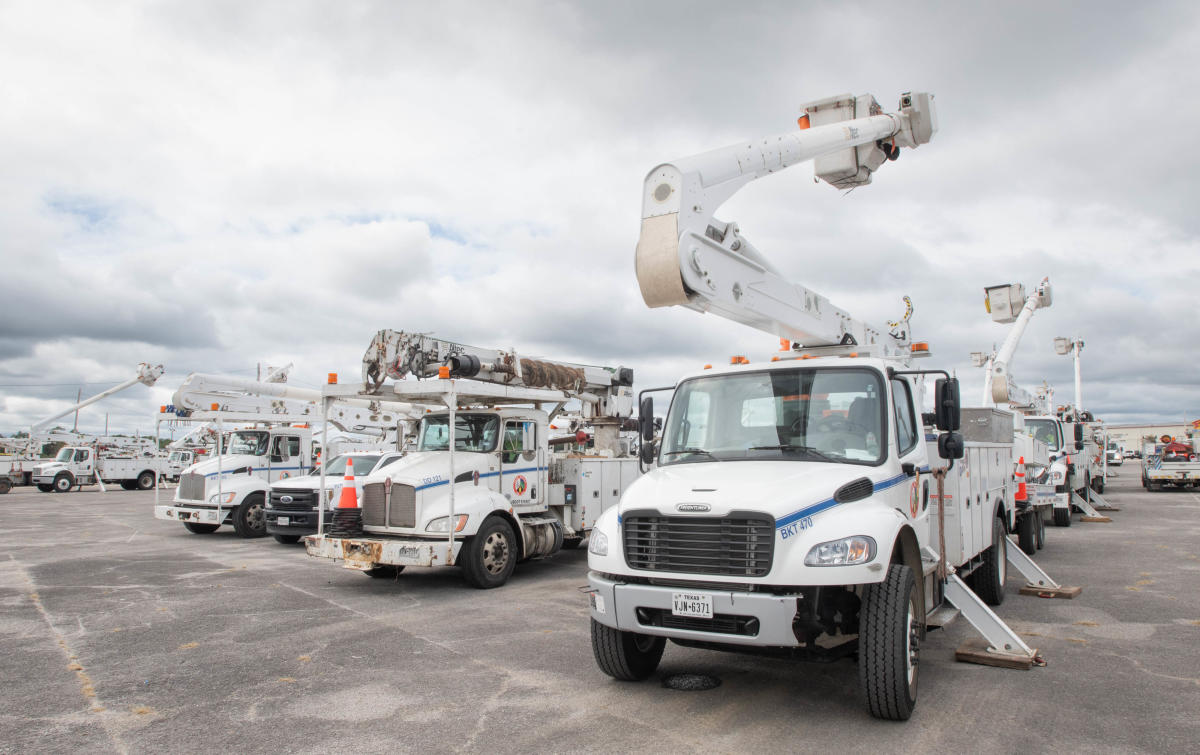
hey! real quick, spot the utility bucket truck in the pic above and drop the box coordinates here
[588,91,1044,721]
[154,372,417,537]
[303,332,638,588]
[1143,437,1200,490]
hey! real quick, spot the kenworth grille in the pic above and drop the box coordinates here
[178,473,206,502]
[361,482,417,528]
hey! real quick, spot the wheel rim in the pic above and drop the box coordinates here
[56,478,70,491]
[905,598,919,689]
[246,503,265,531]
[481,531,510,575]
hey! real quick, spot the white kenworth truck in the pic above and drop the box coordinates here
[304,332,638,588]
[31,446,168,493]
[589,90,1044,720]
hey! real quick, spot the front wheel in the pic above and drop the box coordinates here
[460,517,518,589]
[972,516,1007,606]
[363,565,405,578]
[231,494,267,538]
[859,563,920,721]
[0,479,10,494]
[183,521,220,534]
[1017,512,1037,555]
[37,484,54,493]
[273,534,301,545]
[53,473,74,493]
[591,619,665,681]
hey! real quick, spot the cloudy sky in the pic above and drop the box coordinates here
[2,0,1198,439]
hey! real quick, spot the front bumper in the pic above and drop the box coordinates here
[588,571,802,648]
[265,507,330,536]
[304,534,461,570]
[155,505,229,524]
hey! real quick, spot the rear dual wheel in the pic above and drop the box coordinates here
[971,516,1007,607]
[1017,512,1037,555]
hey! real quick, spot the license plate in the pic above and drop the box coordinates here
[277,516,290,526]
[672,592,713,619]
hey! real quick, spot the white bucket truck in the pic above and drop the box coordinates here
[154,371,418,537]
[31,446,168,492]
[304,333,638,588]
[588,91,1043,720]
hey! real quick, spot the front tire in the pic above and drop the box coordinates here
[972,516,1007,606]
[183,522,220,534]
[460,517,518,589]
[0,479,10,494]
[53,473,74,493]
[231,494,267,538]
[859,563,920,721]
[1017,512,1037,555]
[363,565,404,578]
[37,484,53,493]
[591,619,665,681]
[273,534,301,545]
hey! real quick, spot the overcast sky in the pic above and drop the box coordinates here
[2,0,1198,438]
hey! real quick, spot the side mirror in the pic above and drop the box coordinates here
[639,440,657,465]
[934,377,961,432]
[938,431,965,460]
[639,396,655,442]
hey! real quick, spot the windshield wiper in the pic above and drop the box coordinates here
[662,447,719,460]
[749,444,839,462]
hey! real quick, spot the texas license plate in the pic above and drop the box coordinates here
[277,516,290,526]
[672,592,713,619]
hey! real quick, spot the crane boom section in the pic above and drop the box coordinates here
[635,92,936,354]
[31,362,164,432]
[986,278,1052,408]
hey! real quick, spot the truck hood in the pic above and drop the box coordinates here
[33,461,65,474]
[621,460,891,520]
[183,454,261,478]
[360,451,493,488]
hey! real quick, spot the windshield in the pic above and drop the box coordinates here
[228,430,269,456]
[318,454,381,476]
[55,448,73,462]
[661,368,886,466]
[418,414,500,452]
[1025,419,1060,451]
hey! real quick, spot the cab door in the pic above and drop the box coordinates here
[269,435,302,482]
[75,448,94,480]
[500,420,537,508]
[891,377,929,543]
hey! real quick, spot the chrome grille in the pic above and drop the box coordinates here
[388,484,416,528]
[623,512,775,577]
[270,488,317,511]
[179,473,206,502]
[361,482,385,526]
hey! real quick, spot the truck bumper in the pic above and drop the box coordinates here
[265,508,330,536]
[155,505,229,524]
[587,571,802,648]
[304,534,461,570]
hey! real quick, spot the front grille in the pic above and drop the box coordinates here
[361,482,385,526]
[179,473,206,502]
[623,512,775,577]
[270,488,317,511]
[636,607,760,636]
[388,484,416,528]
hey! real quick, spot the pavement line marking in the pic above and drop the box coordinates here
[8,554,130,755]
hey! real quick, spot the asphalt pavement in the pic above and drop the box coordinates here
[1,472,1197,753]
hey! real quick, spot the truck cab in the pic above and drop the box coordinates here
[587,357,979,720]
[1024,415,1086,526]
[155,426,314,537]
[33,446,95,492]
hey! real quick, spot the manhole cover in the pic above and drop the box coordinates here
[662,673,721,691]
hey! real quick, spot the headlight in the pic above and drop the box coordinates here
[804,536,876,566]
[208,492,236,504]
[426,515,469,533]
[588,529,609,556]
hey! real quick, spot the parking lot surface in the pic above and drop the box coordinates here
[2,474,1198,753]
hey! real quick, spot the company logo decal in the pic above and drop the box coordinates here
[280,472,290,479]
[676,503,711,513]
[909,477,920,518]
[513,475,528,495]
[280,495,294,504]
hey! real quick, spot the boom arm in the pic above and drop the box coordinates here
[635,92,937,353]
[31,362,164,432]
[981,278,1052,408]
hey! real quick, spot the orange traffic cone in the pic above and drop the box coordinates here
[1014,456,1027,503]
[329,456,364,537]
[337,456,359,509]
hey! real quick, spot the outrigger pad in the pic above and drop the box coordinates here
[1080,516,1112,523]
[955,639,1037,670]
[1019,585,1082,599]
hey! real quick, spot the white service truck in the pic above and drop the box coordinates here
[1022,414,1089,526]
[1142,437,1200,490]
[31,446,168,492]
[304,333,638,588]
[588,90,1043,720]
